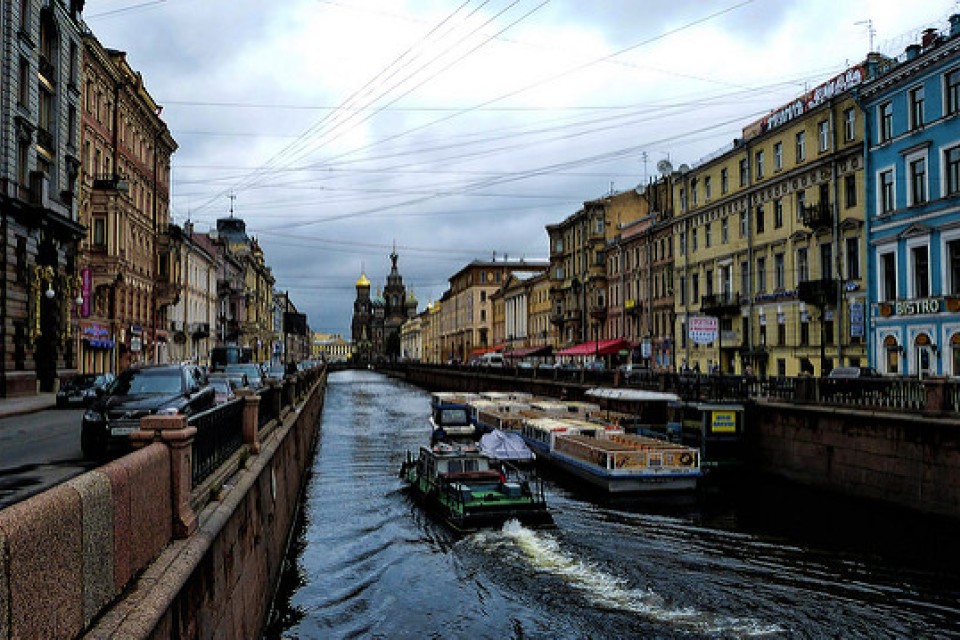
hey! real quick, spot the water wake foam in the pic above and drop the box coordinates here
[474,520,782,637]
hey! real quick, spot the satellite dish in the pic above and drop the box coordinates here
[656,159,673,175]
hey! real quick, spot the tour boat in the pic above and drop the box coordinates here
[399,443,554,533]
[519,416,701,494]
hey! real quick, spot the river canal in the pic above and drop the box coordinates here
[264,370,960,639]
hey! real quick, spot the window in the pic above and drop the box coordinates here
[721,168,729,194]
[18,57,28,107]
[948,68,960,116]
[909,156,927,205]
[946,146,960,196]
[879,102,893,142]
[93,219,106,247]
[704,176,712,200]
[756,257,766,293]
[879,169,895,213]
[740,260,749,294]
[740,211,747,238]
[845,237,860,280]
[705,269,714,296]
[704,222,711,248]
[692,227,698,251]
[739,159,748,186]
[844,108,856,141]
[909,85,925,129]
[880,252,896,301]
[774,198,783,228]
[679,275,686,304]
[911,244,930,298]
[679,231,686,256]
[774,253,785,290]
[721,217,728,243]
[845,174,857,208]
[774,142,783,170]
[692,274,700,304]
[796,190,805,218]
[818,120,829,152]
[755,151,764,179]
[796,131,806,162]
[820,242,833,280]
[756,204,765,234]
[797,248,809,283]
[948,239,960,295]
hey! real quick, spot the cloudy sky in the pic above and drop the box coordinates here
[85,0,953,336]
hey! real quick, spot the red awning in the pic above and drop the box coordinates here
[556,338,630,357]
[470,345,503,356]
[503,345,553,359]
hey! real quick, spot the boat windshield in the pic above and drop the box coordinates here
[438,408,469,426]
[445,458,486,474]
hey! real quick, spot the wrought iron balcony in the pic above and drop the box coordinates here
[190,322,210,338]
[700,292,741,315]
[797,278,838,306]
[92,173,129,191]
[800,201,832,230]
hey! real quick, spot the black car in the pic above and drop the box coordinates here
[81,364,215,458]
[56,373,115,408]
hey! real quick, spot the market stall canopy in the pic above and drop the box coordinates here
[556,338,631,357]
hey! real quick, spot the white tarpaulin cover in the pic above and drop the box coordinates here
[479,429,535,462]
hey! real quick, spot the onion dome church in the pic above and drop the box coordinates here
[351,247,417,362]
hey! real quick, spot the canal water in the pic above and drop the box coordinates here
[264,370,960,639]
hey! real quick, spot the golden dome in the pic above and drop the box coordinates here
[356,273,371,287]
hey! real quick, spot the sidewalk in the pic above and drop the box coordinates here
[0,392,56,419]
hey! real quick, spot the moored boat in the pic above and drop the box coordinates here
[400,443,554,533]
[430,392,481,445]
[520,416,701,494]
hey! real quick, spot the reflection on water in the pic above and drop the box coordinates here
[264,370,960,639]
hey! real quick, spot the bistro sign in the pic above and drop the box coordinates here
[878,297,946,316]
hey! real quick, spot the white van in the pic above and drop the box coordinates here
[478,353,505,367]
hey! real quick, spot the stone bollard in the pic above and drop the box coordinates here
[130,415,198,539]
[235,389,261,454]
[923,376,948,417]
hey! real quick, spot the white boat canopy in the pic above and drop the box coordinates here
[585,388,681,403]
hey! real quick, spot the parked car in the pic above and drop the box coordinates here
[56,373,115,408]
[208,376,237,404]
[80,364,216,458]
[224,363,264,389]
[827,366,882,378]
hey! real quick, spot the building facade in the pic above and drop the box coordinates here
[167,223,215,363]
[0,0,88,394]
[672,61,876,376]
[863,18,960,376]
[350,249,417,363]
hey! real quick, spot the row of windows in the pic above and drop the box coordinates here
[876,144,960,213]
[877,238,960,301]
[684,109,857,208]
[877,66,960,144]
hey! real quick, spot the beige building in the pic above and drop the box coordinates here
[399,316,422,361]
[439,260,547,363]
[547,190,649,348]
[167,223,216,363]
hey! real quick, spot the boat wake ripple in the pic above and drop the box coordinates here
[472,520,784,637]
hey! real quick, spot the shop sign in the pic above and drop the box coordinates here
[751,65,865,134]
[710,410,737,434]
[689,316,718,345]
[895,297,942,316]
[81,268,91,318]
[81,323,109,340]
[131,336,142,352]
[850,302,864,338]
[131,324,143,335]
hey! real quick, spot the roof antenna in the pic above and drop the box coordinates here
[855,19,875,52]
[228,193,236,218]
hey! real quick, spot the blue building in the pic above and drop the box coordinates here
[862,16,960,377]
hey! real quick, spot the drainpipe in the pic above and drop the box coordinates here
[830,101,843,368]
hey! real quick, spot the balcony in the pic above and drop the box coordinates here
[700,292,741,315]
[800,201,832,230]
[190,322,210,339]
[625,299,642,316]
[170,320,184,332]
[36,128,53,152]
[155,280,182,307]
[92,173,129,192]
[797,278,838,306]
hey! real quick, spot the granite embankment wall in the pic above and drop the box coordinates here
[0,371,325,639]
[751,402,960,518]
[396,365,960,518]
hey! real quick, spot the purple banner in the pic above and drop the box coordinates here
[81,268,91,318]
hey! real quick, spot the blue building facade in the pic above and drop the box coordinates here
[862,16,960,377]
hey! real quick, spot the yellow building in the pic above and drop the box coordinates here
[420,302,441,364]
[672,63,873,376]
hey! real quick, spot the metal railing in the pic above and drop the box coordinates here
[190,398,244,486]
